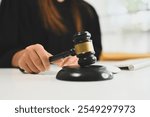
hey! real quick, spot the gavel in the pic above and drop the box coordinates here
[50,31,113,81]
[49,31,97,67]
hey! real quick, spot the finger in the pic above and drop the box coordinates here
[52,58,64,67]
[18,59,33,73]
[33,44,50,70]
[68,58,79,66]
[28,49,45,72]
[25,54,41,73]
[61,56,78,67]
[62,57,72,66]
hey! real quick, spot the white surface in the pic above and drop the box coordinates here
[115,58,150,70]
[0,63,150,100]
[100,58,150,71]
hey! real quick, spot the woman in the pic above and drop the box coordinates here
[0,0,102,73]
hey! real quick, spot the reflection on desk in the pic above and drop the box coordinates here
[0,63,150,100]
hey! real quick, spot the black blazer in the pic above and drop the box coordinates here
[0,0,102,67]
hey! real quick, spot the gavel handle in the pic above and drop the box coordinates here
[49,49,76,62]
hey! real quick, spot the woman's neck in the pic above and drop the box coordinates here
[57,0,65,3]
[54,0,70,6]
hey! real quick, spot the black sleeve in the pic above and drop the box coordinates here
[81,2,102,60]
[0,0,22,68]
[0,0,45,68]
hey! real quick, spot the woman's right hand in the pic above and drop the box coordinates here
[12,44,53,73]
[12,44,79,74]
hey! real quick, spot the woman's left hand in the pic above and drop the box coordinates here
[57,56,79,67]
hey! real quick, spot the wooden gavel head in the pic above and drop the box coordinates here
[56,31,113,81]
[73,31,97,67]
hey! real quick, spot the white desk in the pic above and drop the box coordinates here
[0,63,150,100]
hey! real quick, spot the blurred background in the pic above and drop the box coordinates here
[86,0,150,55]
[0,0,150,55]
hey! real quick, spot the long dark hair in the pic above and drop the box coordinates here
[38,0,83,34]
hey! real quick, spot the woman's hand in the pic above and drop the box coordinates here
[57,56,79,67]
[12,44,79,73]
[12,44,52,73]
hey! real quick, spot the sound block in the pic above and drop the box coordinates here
[56,65,113,81]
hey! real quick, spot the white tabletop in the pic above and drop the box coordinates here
[0,62,150,100]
